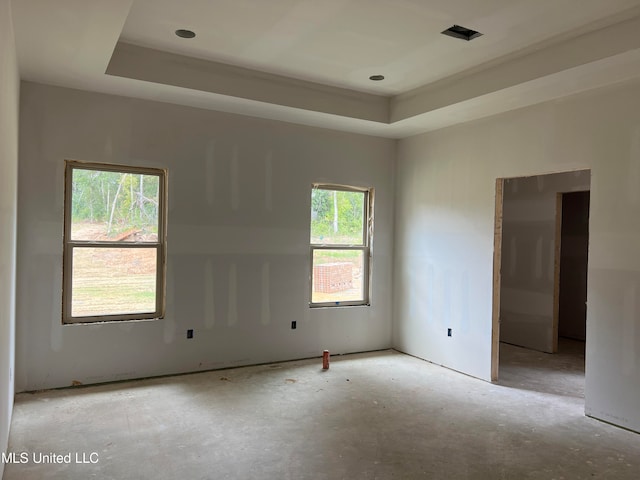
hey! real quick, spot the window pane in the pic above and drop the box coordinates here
[312,249,364,304]
[71,168,160,242]
[71,247,157,317]
[310,189,364,245]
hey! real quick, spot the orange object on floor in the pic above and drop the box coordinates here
[322,350,330,370]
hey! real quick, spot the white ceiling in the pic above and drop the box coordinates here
[120,0,640,95]
[11,0,640,138]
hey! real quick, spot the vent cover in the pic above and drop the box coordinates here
[175,29,196,39]
[441,25,483,41]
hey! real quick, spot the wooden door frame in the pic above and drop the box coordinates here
[491,178,503,382]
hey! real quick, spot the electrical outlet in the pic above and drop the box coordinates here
[447,328,452,337]
[291,321,297,330]
[187,329,194,339]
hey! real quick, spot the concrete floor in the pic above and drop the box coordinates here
[4,343,639,479]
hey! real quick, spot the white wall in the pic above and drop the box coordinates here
[394,79,640,433]
[500,171,590,353]
[0,0,19,476]
[16,82,395,392]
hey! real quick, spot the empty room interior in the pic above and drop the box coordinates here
[2,1,640,478]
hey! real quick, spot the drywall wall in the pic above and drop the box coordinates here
[16,82,395,392]
[500,171,590,353]
[394,79,640,433]
[0,0,19,476]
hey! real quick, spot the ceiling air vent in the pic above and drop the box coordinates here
[175,29,196,39]
[441,25,483,41]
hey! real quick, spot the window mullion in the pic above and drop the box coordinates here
[68,242,161,248]
[310,244,365,250]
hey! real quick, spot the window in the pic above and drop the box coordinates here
[62,161,167,324]
[310,184,373,307]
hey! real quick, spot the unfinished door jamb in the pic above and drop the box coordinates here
[491,178,504,382]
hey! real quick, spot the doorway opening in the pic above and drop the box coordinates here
[557,191,590,343]
[491,170,590,398]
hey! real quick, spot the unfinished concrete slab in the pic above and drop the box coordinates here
[4,349,639,479]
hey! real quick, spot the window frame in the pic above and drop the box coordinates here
[309,184,373,308]
[62,160,168,324]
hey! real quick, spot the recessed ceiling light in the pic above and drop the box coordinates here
[441,25,482,41]
[369,75,385,81]
[175,29,196,39]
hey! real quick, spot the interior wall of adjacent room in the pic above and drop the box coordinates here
[500,171,590,353]
[0,0,20,476]
[16,82,395,392]
[394,78,640,433]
